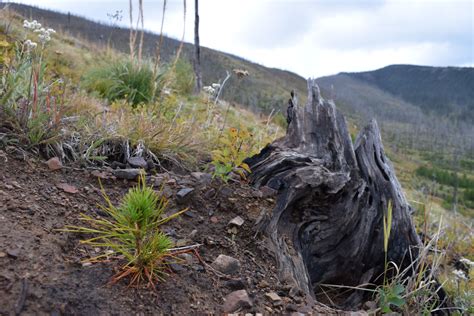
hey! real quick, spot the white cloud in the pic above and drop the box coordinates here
[6,0,473,77]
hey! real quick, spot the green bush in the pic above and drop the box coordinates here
[172,59,195,95]
[83,60,155,106]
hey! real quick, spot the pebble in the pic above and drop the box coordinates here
[222,290,253,313]
[112,168,143,180]
[191,172,211,184]
[176,187,194,203]
[169,263,185,273]
[6,248,20,259]
[265,292,282,303]
[211,254,241,274]
[127,156,148,169]
[46,157,62,171]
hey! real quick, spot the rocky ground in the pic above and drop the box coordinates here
[0,147,342,315]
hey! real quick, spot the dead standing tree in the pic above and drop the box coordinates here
[246,79,422,307]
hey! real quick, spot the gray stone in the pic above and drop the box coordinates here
[212,254,240,274]
[7,248,20,259]
[191,172,212,184]
[169,263,185,273]
[127,156,147,169]
[176,187,194,203]
[113,168,143,180]
[222,290,252,313]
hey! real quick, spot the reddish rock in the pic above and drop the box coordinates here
[222,290,252,313]
[56,183,79,194]
[46,157,62,171]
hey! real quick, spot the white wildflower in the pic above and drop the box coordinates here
[203,86,216,95]
[452,269,468,281]
[24,39,38,50]
[211,83,221,89]
[459,257,474,267]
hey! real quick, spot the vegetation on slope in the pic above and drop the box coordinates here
[0,3,472,314]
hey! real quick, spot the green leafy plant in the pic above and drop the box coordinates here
[64,175,187,288]
[377,283,406,313]
[210,126,254,182]
[83,60,156,107]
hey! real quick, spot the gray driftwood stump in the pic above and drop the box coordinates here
[246,80,422,307]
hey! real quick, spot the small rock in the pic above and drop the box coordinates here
[222,290,252,313]
[211,254,241,274]
[260,185,278,197]
[56,183,79,194]
[177,253,194,264]
[191,172,211,184]
[7,248,20,259]
[184,210,196,218]
[224,279,247,290]
[113,168,143,180]
[176,187,194,203]
[257,280,270,288]
[46,157,62,171]
[127,156,148,169]
[192,264,205,272]
[0,251,6,258]
[228,216,245,227]
[210,216,219,223]
[169,263,185,273]
[265,292,282,303]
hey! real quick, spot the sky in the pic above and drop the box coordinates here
[6,0,474,78]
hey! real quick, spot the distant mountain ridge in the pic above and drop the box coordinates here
[344,65,474,122]
[316,65,474,156]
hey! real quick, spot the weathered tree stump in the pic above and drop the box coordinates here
[246,80,422,308]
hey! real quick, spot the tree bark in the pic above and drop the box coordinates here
[193,0,202,94]
[246,79,422,308]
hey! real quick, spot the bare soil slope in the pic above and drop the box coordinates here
[0,148,335,315]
